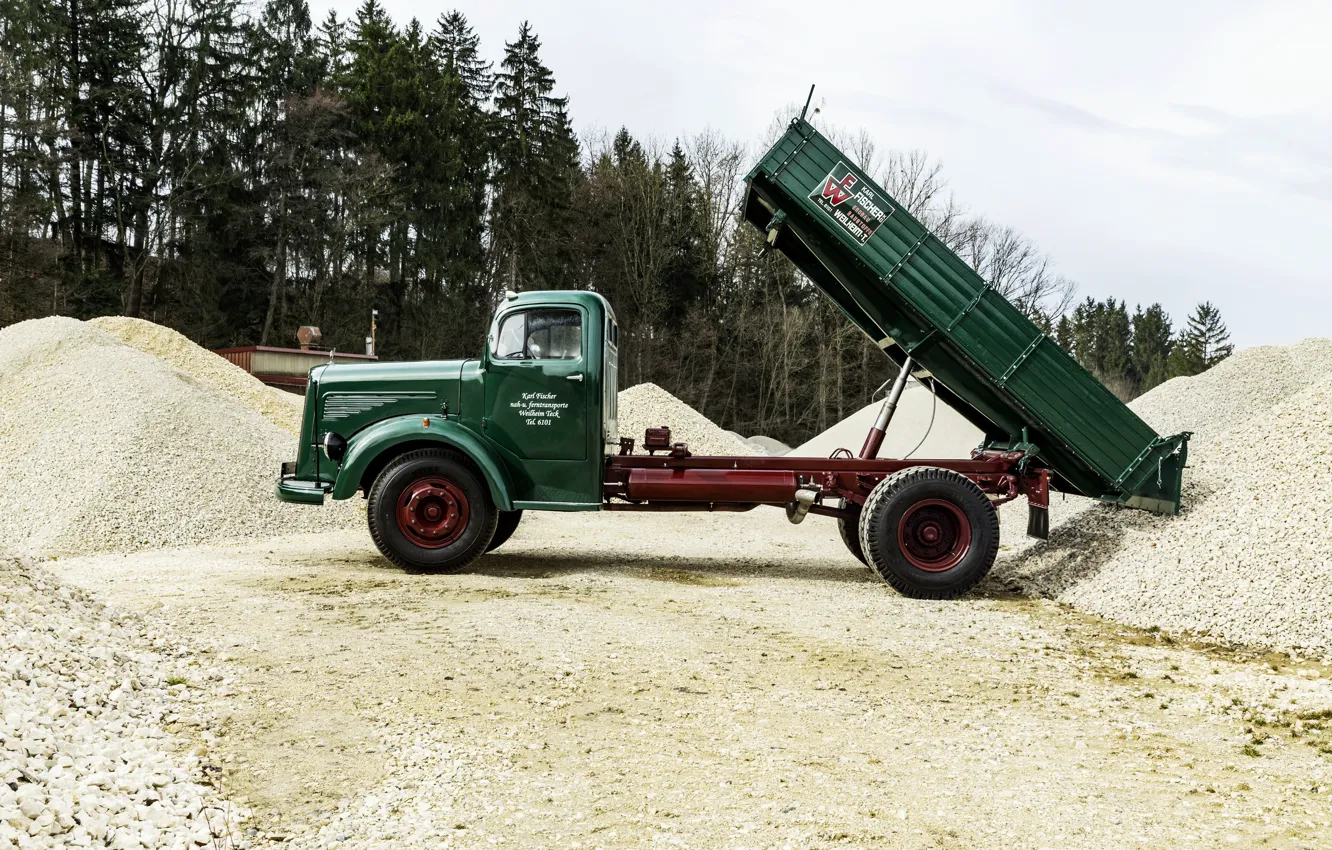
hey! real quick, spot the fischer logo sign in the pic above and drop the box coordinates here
[809,162,892,245]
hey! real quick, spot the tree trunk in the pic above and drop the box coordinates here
[261,212,287,345]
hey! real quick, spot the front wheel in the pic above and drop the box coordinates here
[859,467,998,599]
[367,448,498,572]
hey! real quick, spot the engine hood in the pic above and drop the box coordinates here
[312,359,469,437]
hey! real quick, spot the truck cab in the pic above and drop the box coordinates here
[278,290,619,571]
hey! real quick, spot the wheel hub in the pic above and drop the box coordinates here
[396,477,469,549]
[897,498,971,572]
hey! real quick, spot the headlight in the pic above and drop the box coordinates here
[323,431,348,463]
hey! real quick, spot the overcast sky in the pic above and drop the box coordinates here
[313,0,1330,348]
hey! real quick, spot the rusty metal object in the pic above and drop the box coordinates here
[604,502,759,512]
[603,450,1039,526]
[897,498,972,572]
[396,477,469,549]
[1024,467,1051,540]
[623,468,798,504]
[296,326,322,350]
[643,427,672,454]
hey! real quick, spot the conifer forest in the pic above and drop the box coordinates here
[0,0,1232,443]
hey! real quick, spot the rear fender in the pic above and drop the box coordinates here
[331,416,514,510]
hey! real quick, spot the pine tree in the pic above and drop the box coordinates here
[1131,303,1173,393]
[1054,314,1074,354]
[254,0,323,344]
[316,10,349,79]
[491,21,578,291]
[1067,297,1133,399]
[423,10,492,307]
[661,140,707,326]
[341,0,400,296]
[1169,301,1233,377]
[256,0,321,100]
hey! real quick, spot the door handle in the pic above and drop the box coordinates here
[567,373,584,382]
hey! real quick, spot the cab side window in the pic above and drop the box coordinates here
[492,309,582,360]
[495,313,526,359]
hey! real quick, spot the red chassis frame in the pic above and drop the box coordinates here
[603,449,1050,521]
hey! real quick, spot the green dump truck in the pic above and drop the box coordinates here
[277,112,1189,599]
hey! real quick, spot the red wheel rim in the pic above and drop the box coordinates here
[897,498,971,572]
[396,477,469,549]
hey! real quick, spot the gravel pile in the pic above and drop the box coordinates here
[997,338,1332,657]
[0,555,244,848]
[744,434,792,456]
[0,317,360,558]
[616,383,758,456]
[793,385,982,459]
[90,316,302,434]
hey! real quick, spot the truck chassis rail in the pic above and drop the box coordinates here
[604,450,1050,531]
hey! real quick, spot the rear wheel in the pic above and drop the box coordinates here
[859,467,998,599]
[486,510,524,552]
[838,503,866,565]
[367,448,497,572]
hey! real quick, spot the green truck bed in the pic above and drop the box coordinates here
[744,118,1189,514]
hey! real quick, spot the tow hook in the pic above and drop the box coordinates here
[785,488,819,524]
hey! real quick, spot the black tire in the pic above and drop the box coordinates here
[486,510,524,552]
[366,448,498,573]
[838,503,866,565]
[858,467,998,599]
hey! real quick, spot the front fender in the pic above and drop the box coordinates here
[331,416,515,511]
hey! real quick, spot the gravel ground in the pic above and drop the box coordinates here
[0,318,360,558]
[996,338,1332,658]
[0,555,244,848]
[44,519,1332,848]
[617,383,758,456]
[90,317,303,434]
[11,319,1332,845]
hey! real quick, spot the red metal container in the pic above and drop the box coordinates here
[624,468,797,504]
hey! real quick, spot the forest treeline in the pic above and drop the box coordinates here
[0,0,1232,443]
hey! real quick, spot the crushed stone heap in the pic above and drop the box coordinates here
[90,316,302,434]
[996,338,1332,658]
[0,556,245,847]
[616,382,758,457]
[0,317,359,558]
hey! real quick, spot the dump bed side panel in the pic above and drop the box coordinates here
[745,119,1188,511]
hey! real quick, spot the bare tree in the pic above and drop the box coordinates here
[685,128,744,281]
[950,217,1076,322]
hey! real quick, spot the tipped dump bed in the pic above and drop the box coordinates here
[744,118,1189,513]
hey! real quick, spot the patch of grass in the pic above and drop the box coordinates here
[1241,744,1261,758]
[1298,708,1332,721]
[166,676,188,686]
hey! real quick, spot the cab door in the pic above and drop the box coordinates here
[483,306,588,461]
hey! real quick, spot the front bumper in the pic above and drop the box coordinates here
[276,462,329,505]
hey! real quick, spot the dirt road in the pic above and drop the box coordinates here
[48,510,1332,848]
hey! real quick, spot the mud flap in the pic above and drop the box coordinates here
[1027,504,1049,540]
